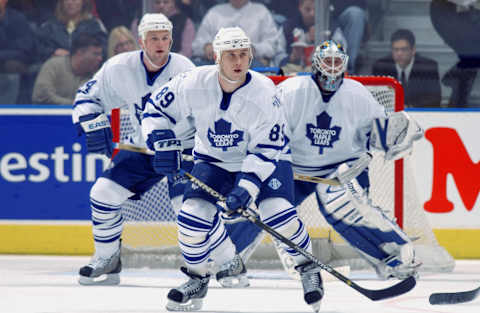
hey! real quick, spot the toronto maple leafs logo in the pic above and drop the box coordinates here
[133,92,152,124]
[306,112,341,154]
[208,119,244,151]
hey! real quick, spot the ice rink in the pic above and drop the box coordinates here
[1,255,479,313]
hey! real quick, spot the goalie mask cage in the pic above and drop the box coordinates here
[110,75,454,273]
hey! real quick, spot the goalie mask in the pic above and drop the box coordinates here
[312,40,349,92]
[138,13,173,40]
[213,27,252,65]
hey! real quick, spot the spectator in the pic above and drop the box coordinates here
[372,29,441,108]
[36,0,106,63]
[0,0,36,104]
[330,0,368,73]
[32,33,104,105]
[150,0,195,58]
[178,0,223,26]
[256,0,298,25]
[280,0,316,71]
[94,0,140,32]
[191,0,283,67]
[107,25,137,59]
[7,0,56,27]
[430,0,480,107]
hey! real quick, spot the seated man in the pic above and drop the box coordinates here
[33,33,104,105]
[372,28,442,108]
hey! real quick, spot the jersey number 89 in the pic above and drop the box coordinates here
[155,87,175,108]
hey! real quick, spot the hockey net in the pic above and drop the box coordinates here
[111,75,454,272]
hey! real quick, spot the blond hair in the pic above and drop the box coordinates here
[55,0,92,25]
[107,26,138,59]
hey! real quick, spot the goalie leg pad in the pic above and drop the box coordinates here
[315,171,415,271]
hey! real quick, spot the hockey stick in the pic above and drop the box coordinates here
[115,143,371,187]
[179,169,416,301]
[429,285,480,305]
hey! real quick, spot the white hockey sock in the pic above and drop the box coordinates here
[94,240,120,258]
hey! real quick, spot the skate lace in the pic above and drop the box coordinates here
[298,263,322,293]
[88,254,114,269]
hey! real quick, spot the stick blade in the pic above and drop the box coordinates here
[363,276,417,301]
[429,287,480,305]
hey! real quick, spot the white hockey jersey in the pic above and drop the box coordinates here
[72,51,195,148]
[142,65,285,181]
[277,75,386,177]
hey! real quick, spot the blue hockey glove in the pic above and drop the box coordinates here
[224,186,252,218]
[78,113,113,157]
[146,129,182,175]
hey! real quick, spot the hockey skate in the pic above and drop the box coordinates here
[296,261,324,313]
[166,267,210,311]
[78,248,122,285]
[215,254,250,288]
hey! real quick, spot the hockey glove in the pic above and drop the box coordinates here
[224,186,252,218]
[147,129,182,175]
[78,113,113,158]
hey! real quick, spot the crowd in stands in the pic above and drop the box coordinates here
[1,0,479,107]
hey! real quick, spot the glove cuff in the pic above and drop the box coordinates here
[238,173,261,200]
[79,113,110,133]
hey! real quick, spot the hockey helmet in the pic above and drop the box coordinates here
[311,40,349,92]
[213,27,252,63]
[138,13,173,40]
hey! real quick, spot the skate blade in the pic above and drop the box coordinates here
[310,300,321,313]
[166,298,203,311]
[78,273,120,285]
[218,274,250,288]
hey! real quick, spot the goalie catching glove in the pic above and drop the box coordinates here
[146,129,182,175]
[78,113,113,157]
[370,111,424,161]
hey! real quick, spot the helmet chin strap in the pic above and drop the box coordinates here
[218,65,243,84]
[143,50,163,70]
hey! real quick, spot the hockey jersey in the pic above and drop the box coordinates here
[72,51,195,148]
[142,65,285,182]
[277,75,386,177]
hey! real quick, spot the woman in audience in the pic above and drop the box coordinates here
[107,26,138,59]
[36,0,106,63]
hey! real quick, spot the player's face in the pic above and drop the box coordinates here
[392,39,415,68]
[141,30,172,66]
[319,56,344,77]
[219,48,250,81]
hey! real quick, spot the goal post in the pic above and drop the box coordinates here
[111,75,455,273]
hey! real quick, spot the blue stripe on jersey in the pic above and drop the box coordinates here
[145,98,177,124]
[193,151,222,163]
[249,152,276,165]
[256,143,284,150]
[72,99,102,109]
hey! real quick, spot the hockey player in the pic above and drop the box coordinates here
[142,27,324,312]
[72,13,240,287]
[275,40,423,280]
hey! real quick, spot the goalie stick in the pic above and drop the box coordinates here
[179,169,417,301]
[115,143,372,187]
[429,285,480,305]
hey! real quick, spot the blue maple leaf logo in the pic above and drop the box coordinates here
[208,119,244,151]
[306,112,341,154]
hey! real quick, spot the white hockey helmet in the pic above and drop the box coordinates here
[213,27,252,63]
[138,13,173,40]
[311,40,349,92]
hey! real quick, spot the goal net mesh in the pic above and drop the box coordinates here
[113,75,455,273]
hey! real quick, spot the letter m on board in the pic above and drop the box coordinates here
[424,127,480,213]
